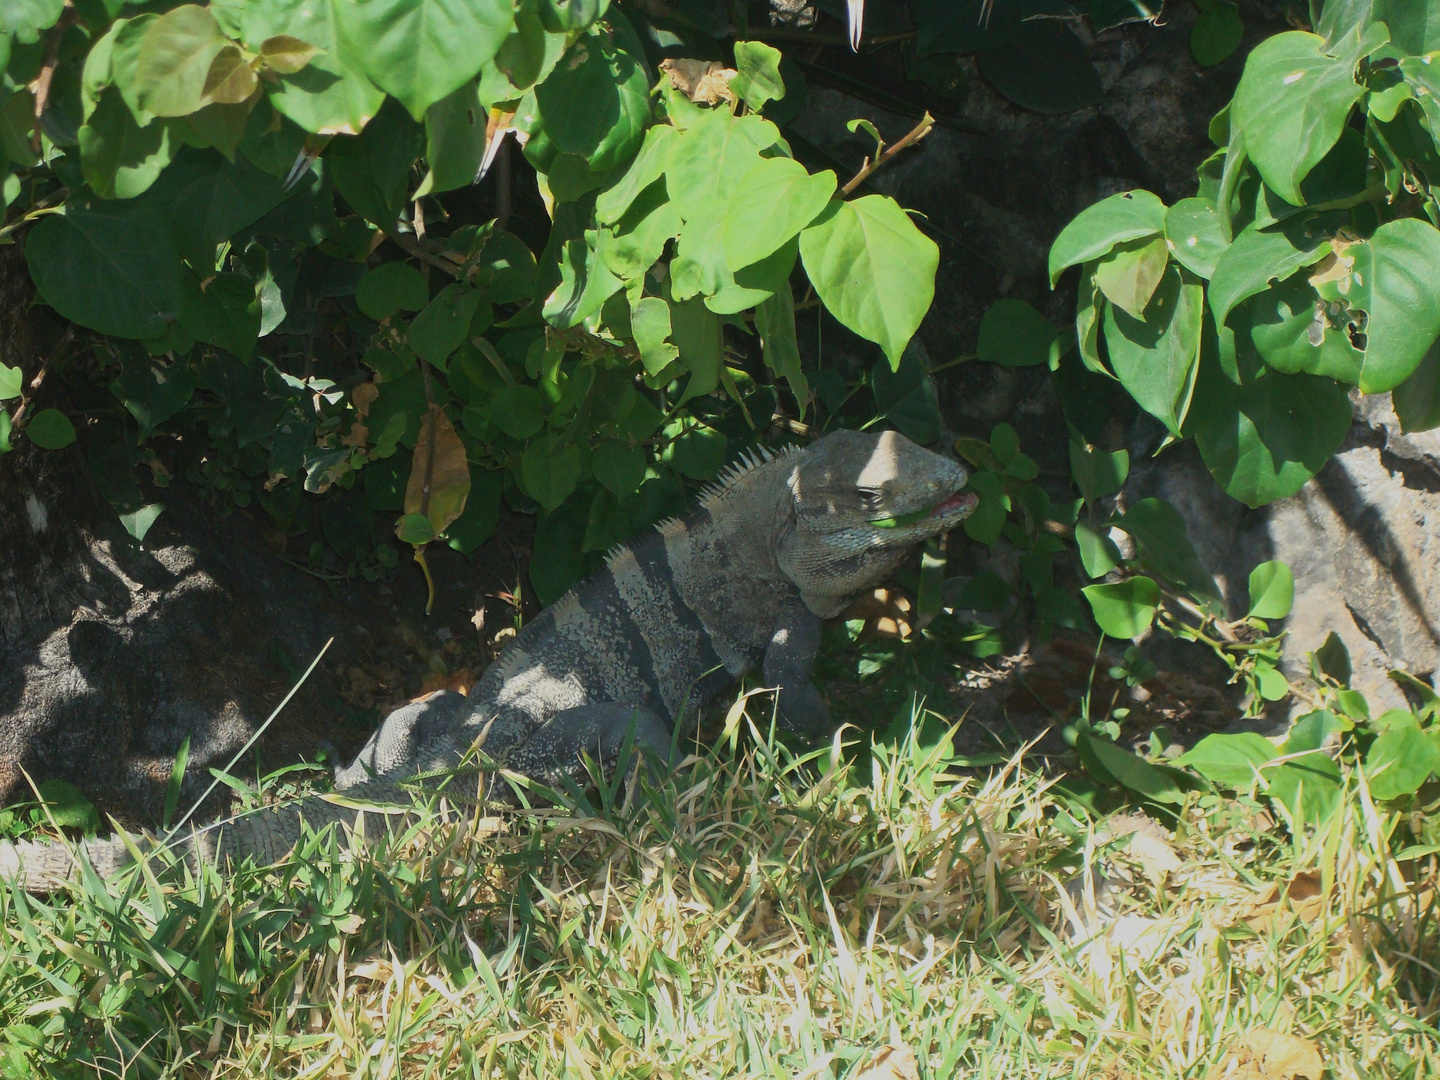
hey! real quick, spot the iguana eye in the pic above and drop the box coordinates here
[857,486,884,506]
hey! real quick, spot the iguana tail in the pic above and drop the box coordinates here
[0,786,421,893]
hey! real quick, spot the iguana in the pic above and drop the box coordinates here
[0,429,975,891]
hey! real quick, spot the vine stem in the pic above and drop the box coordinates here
[840,112,934,197]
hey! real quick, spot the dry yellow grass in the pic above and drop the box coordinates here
[0,703,1436,1079]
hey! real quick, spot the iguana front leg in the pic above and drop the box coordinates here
[764,605,830,732]
[505,702,676,787]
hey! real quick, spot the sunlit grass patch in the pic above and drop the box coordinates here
[0,700,1436,1079]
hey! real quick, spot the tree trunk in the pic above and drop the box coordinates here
[0,244,348,823]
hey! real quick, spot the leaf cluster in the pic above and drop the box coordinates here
[1050,2,1440,508]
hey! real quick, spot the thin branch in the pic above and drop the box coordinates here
[30,5,79,155]
[387,230,464,278]
[9,325,74,430]
[840,112,934,197]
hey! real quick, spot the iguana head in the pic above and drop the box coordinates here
[777,429,977,617]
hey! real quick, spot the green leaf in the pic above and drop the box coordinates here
[1268,753,1343,829]
[1113,498,1218,601]
[1254,661,1290,701]
[482,6,567,102]
[539,0,610,34]
[35,779,99,832]
[1079,734,1187,804]
[1075,521,1121,579]
[664,111,779,207]
[1247,560,1295,619]
[1103,264,1203,437]
[1049,189,1166,287]
[418,79,487,195]
[409,284,484,367]
[1248,273,1363,385]
[668,297,723,401]
[1191,356,1353,507]
[1175,732,1277,789]
[544,235,623,329]
[327,97,425,228]
[756,284,810,414]
[723,157,835,272]
[962,471,1009,545]
[1164,197,1228,279]
[119,503,166,543]
[522,433,583,510]
[732,40,785,110]
[977,299,1053,368]
[1311,631,1352,685]
[1231,30,1373,206]
[0,1,64,45]
[26,197,182,339]
[630,295,679,377]
[486,385,546,439]
[396,511,436,544]
[595,125,678,225]
[661,419,726,479]
[533,31,648,173]
[1191,2,1244,67]
[1208,216,1336,327]
[110,352,198,437]
[1350,218,1440,393]
[1094,235,1169,320]
[670,200,730,302]
[605,186,683,281]
[1282,708,1352,754]
[871,347,941,445]
[26,408,76,450]
[975,21,1102,116]
[357,262,429,320]
[1082,576,1162,639]
[177,271,261,359]
[334,0,515,119]
[78,87,181,199]
[0,412,10,456]
[1069,442,1129,501]
[799,196,939,370]
[0,364,21,401]
[592,441,646,497]
[1367,723,1440,801]
[1392,338,1440,433]
[133,4,230,118]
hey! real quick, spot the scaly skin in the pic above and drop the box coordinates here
[0,430,975,891]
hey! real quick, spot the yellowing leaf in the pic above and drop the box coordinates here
[202,46,259,105]
[403,403,471,537]
[258,34,322,74]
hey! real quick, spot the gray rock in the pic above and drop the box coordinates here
[1125,400,1440,712]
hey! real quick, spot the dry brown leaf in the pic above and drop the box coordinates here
[659,58,736,105]
[404,404,471,535]
[1209,1029,1325,1080]
[1245,872,1325,932]
[852,1044,920,1080]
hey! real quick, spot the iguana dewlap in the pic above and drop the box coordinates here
[0,429,974,890]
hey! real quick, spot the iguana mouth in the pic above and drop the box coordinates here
[930,490,979,517]
[871,490,979,528]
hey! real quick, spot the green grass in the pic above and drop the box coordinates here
[0,699,1436,1079]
